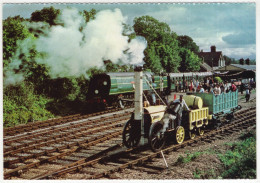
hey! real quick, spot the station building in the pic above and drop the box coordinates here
[198,45,225,71]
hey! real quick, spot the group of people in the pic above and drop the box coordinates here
[175,77,238,95]
[146,77,255,107]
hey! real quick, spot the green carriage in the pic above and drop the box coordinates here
[191,90,241,125]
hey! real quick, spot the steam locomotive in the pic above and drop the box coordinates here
[86,71,213,110]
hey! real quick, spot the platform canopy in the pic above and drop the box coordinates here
[214,70,255,80]
[215,64,256,72]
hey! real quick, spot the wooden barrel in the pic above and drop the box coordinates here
[183,95,203,109]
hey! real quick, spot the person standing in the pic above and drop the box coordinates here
[175,79,179,92]
[183,80,186,92]
[195,80,199,92]
[179,80,182,92]
[214,84,221,95]
[199,85,205,93]
[231,82,237,92]
[170,95,190,126]
[189,79,194,92]
[245,86,250,102]
[240,82,245,94]
[220,82,224,93]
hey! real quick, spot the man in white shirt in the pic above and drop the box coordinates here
[170,95,190,126]
[214,84,221,95]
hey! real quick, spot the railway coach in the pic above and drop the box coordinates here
[167,72,212,91]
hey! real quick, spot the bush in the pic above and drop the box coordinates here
[176,151,202,165]
[3,82,54,127]
[218,134,256,179]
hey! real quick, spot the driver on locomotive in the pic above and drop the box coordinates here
[168,95,190,126]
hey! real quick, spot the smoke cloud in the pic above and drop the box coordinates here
[4,8,147,86]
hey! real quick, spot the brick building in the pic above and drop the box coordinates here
[198,46,225,70]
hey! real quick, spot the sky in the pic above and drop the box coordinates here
[2,2,256,60]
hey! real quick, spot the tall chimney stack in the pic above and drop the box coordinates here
[134,66,144,145]
[211,45,216,52]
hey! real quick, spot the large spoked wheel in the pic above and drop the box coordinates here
[149,122,165,152]
[174,126,185,144]
[122,119,141,148]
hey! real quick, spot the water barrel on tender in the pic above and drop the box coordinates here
[183,95,203,109]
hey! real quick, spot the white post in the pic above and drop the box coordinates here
[134,66,144,145]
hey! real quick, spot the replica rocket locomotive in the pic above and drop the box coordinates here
[122,67,241,152]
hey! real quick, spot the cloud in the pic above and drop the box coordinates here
[3,3,256,62]
[222,32,256,45]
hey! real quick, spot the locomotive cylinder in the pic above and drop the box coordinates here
[183,95,203,109]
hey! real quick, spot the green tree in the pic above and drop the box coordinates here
[177,35,200,53]
[179,48,202,72]
[239,58,244,65]
[245,58,250,65]
[133,16,180,73]
[177,35,202,72]
[30,6,60,25]
[3,16,31,61]
[81,9,97,23]
[3,82,53,127]
[223,55,232,65]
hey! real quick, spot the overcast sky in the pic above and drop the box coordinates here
[3,3,256,60]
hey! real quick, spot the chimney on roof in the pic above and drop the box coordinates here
[211,45,216,52]
[200,49,203,52]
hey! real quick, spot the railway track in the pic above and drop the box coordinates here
[4,106,132,137]
[4,109,133,179]
[4,106,255,180]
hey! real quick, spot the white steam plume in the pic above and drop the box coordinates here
[4,8,147,86]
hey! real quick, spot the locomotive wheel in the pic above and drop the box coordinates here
[174,126,185,144]
[149,122,165,152]
[189,130,196,139]
[226,113,234,123]
[122,119,140,148]
[198,127,204,136]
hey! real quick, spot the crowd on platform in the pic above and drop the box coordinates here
[174,77,255,102]
[145,77,255,107]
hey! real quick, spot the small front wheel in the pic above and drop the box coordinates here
[198,127,204,136]
[174,126,185,144]
[189,130,196,139]
[149,122,165,152]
